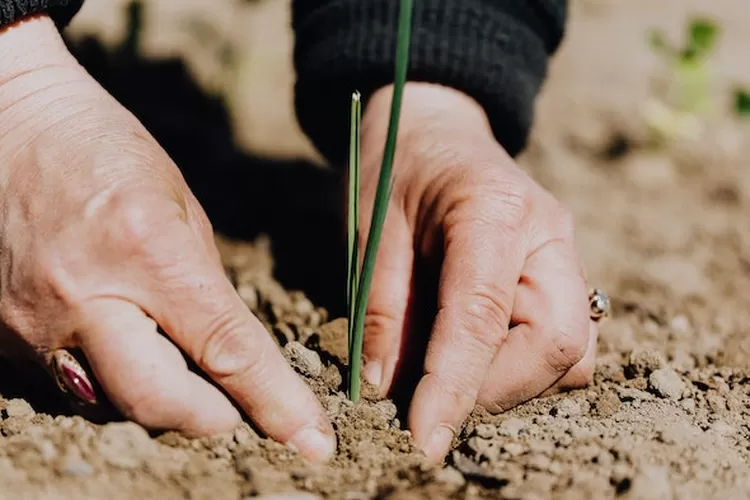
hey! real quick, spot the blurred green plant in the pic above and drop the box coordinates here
[734,87,750,118]
[346,0,413,403]
[643,17,724,145]
[649,17,719,114]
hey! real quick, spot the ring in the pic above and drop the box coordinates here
[588,288,611,322]
[51,349,98,405]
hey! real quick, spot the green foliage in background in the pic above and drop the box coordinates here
[649,17,719,114]
[735,88,750,119]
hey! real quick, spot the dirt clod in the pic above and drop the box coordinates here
[4,399,34,419]
[285,341,323,378]
[648,368,687,400]
[627,348,667,377]
[95,422,156,469]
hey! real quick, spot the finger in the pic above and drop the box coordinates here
[77,298,241,435]
[408,218,526,464]
[538,319,598,397]
[146,235,336,462]
[361,209,415,396]
[477,239,590,413]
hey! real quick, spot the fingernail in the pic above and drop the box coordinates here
[287,426,336,462]
[363,360,382,387]
[421,425,455,463]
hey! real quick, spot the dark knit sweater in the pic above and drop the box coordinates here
[0,0,567,166]
[293,0,567,166]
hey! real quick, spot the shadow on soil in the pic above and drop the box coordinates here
[62,27,347,320]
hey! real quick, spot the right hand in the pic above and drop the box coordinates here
[0,14,335,462]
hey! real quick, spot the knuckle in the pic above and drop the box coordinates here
[199,309,264,379]
[364,308,401,341]
[433,372,477,414]
[543,324,589,374]
[457,285,512,351]
[448,173,533,234]
[105,190,185,255]
[112,194,162,246]
[485,179,532,232]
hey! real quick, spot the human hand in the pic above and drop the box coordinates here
[358,83,596,464]
[0,15,335,462]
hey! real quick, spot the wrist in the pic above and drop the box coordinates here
[363,82,495,147]
[0,14,78,84]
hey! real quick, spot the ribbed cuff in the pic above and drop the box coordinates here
[0,0,84,30]
[292,0,565,167]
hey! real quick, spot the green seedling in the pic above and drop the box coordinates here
[644,17,721,145]
[649,17,719,114]
[346,0,413,403]
[347,90,361,360]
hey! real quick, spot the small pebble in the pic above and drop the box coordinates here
[234,425,257,446]
[595,391,621,417]
[292,296,315,317]
[680,398,696,413]
[503,442,525,457]
[284,341,323,378]
[624,465,672,499]
[474,424,496,439]
[96,422,156,469]
[628,348,666,377]
[706,392,727,413]
[373,400,397,422]
[434,466,466,490]
[616,386,653,402]
[527,454,552,472]
[553,398,581,418]
[4,399,34,418]
[60,447,92,477]
[669,315,692,336]
[649,368,686,401]
[498,418,526,438]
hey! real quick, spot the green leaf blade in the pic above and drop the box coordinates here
[347,91,362,358]
[348,0,414,403]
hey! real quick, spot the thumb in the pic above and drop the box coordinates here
[361,208,414,396]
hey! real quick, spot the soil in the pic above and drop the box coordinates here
[3,0,750,498]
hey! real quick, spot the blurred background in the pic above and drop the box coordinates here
[62,0,750,362]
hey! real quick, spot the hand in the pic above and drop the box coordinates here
[0,15,335,461]
[358,83,596,463]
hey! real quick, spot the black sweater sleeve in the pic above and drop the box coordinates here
[0,0,83,29]
[292,0,567,167]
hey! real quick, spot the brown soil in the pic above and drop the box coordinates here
[3,0,750,498]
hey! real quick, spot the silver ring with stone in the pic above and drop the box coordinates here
[588,288,611,322]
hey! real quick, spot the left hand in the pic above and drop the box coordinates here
[357,83,597,464]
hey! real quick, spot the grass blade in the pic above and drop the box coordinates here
[348,0,414,402]
[347,92,362,355]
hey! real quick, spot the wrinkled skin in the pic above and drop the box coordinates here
[0,14,595,465]
[359,85,597,462]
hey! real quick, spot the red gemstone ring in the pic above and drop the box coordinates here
[51,349,98,405]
